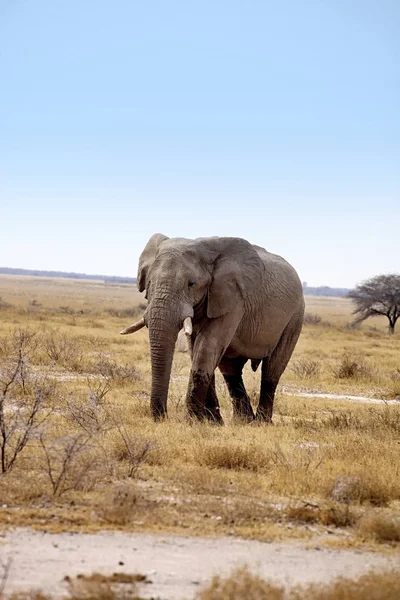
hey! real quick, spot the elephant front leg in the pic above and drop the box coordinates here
[186,371,223,424]
[186,308,244,424]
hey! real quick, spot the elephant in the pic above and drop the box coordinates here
[120,234,304,424]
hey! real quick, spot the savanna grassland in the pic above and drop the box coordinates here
[0,274,399,555]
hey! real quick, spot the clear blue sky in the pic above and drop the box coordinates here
[1,1,399,287]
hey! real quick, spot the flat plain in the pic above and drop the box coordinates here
[0,274,399,598]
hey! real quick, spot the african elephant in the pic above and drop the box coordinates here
[121,234,304,424]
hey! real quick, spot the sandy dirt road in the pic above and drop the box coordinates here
[1,529,398,599]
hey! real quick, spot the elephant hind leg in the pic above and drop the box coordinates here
[219,356,255,421]
[256,308,304,422]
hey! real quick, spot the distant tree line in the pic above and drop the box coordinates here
[302,284,349,297]
[0,267,136,285]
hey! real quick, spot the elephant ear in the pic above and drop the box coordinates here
[137,233,169,293]
[207,238,264,319]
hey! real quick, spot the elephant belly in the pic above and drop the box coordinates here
[225,336,279,361]
[227,319,288,360]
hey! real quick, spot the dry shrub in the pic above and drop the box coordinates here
[41,330,84,371]
[322,411,363,430]
[290,359,321,379]
[299,570,400,600]
[387,371,400,399]
[63,571,149,600]
[0,470,47,505]
[331,353,376,381]
[197,567,285,600]
[111,429,152,478]
[352,477,390,507]
[328,474,390,507]
[358,511,400,543]
[87,356,139,385]
[0,329,57,473]
[270,443,325,478]
[106,303,146,319]
[57,305,77,315]
[196,441,268,472]
[367,405,400,433]
[286,503,356,528]
[286,504,319,524]
[319,505,357,528]
[197,566,400,600]
[65,394,107,435]
[85,357,140,403]
[303,312,322,325]
[0,296,11,310]
[39,433,98,496]
[97,482,146,526]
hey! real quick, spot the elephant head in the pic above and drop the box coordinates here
[121,233,264,420]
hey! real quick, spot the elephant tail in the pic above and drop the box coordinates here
[251,359,261,372]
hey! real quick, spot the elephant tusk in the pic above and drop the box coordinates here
[183,317,192,337]
[120,317,146,335]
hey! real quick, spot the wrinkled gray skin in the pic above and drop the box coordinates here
[130,233,304,424]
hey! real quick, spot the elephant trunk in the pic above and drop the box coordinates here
[148,301,181,420]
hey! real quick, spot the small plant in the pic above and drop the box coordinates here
[290,359,321,379]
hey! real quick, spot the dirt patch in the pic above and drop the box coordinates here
[282,385,400,404]
[2,529,399,599]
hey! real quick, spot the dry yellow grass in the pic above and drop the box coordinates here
[197,566,400,600]
[0,275,399,550]
[3,567,400,600]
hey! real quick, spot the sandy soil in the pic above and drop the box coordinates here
[2,529,398,599]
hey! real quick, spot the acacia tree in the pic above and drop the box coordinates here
[348,274,400,334]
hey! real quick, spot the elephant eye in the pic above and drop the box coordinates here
[188,281,195,288]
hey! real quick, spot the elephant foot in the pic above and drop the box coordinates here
[233,412,255,425]
[206,409,224,425]
[151,407,168,422]
[254,411,273,424]
[187,408,224,425]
